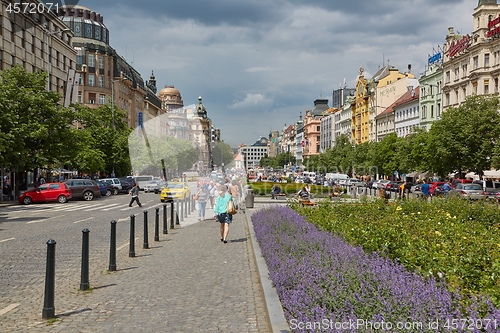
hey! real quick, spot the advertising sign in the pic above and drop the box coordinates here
[449,35,471,58]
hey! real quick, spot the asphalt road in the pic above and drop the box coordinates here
[0,181,213,330]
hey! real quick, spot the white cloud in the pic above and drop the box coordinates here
[228,94,274,110]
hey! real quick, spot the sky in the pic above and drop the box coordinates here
[71,0,475,147]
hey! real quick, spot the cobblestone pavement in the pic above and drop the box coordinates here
[0,205,270,333]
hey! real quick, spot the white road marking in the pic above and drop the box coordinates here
[26,215,65,224]
[117,237,139,251]
[100,203,121,211]
[0,303,20,316]
[73,217,94,224]
[0,237,15,243]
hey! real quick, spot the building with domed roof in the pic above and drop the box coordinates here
[58,5,161,130]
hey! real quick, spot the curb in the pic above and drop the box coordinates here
[244,207,290,333]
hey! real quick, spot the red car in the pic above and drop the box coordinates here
[429,182,447,195]
[18,182,72,205]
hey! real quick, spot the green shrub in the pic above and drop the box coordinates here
[290,197,500,306]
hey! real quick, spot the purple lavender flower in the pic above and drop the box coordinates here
[252,206,500,333]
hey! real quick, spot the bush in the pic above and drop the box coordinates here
[252,206,500,331]
[290,197,500,307]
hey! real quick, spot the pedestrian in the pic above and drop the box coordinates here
[271,184,281,199]
[229,180,240,208]
[421,179,430,200]
[442,180,452,198]
[196,187,209,221]
[399,181,406,198]
[128,183,142,207]
[208,181,217,209]
[213,185,234,243]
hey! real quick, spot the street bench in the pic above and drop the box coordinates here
[275,193,287,200]
[299,199,317,207]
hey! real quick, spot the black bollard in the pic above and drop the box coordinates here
[129,215,135,257]
[143,210,149,249]
[188,195,191,213]
[176,201,180,225]
[109,220,117,271]
[163,204,168,234]
[192,194,196,212]
[170,201,175,229]
[154,208,160,241]
[42,239,56,319]
[80,229,90,291]
[180,198,184,221]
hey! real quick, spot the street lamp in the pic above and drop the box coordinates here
[110,72,126,177]
[45,28,71,91]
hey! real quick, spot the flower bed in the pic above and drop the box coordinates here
[290,198,500,307]
[252,206,500,332]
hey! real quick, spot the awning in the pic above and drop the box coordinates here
[484,170,500,179]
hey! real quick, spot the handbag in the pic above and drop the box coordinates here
[227,199,237,215]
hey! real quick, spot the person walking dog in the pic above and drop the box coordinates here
[128,183,142,207]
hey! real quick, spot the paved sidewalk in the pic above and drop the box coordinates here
[1,205,271,332]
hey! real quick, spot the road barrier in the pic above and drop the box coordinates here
[42,239,56,319]
[154,208,160,242]
[109,220,117,271]
[80,229,90,291]
[143,210,149,249]
[41,198,197,319]
[129,215,136,258]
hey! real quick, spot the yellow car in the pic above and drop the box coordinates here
[160,182,191,202]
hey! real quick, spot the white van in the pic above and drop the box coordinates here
[133,175,155,190]
[325,173,349,184]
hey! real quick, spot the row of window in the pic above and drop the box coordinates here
[445,52,500,83]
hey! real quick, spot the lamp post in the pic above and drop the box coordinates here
[45,28,71,91]
[110,73,125,177]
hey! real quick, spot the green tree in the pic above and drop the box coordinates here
[212,141,234,168]
[0,65,74,172]
[428,95,500,177]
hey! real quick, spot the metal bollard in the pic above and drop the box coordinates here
[154,208,160,241]
[170,201,175,229]
[191,194,195,212]
[109,220,117,271]
[129,215,135,257]
[80,229,90,291]
[181,198,184,221]
[188,195,191,213]
[42,239,56,319]
[143,210,149,249]
[176,201,180,225]
[163,204,168,234]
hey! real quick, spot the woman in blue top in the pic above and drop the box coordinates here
[213,185,234,243]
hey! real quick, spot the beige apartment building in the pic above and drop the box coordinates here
[443,0,500,109]
[0,0,76,96]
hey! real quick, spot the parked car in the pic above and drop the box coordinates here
[388,181,404,192]
[133,175,155,190]
[449,183,485,200]
[373,180,391,189]
[347,178,366,187]
[96,180,113,197]
[144,180,167,194]
[159,182,191,202]
[64,179,102,201]
[18,182,72,205]
[100,178,122,195]
[410,184,422,193]
[451,179,473,187]
[118,177,136,194]
[429,182,446,195]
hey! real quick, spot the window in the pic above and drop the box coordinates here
[431,105,434,118]
[462,64,467,78]
[485,53,490,67]
[99,94,106,104]
[445,71,450,83]
[316,126,320,131]
[78,91,82,103]
[88,74,95,86]
[485,80,489,94]
[473,82,478,95]
[437,103,441,118]
[473,56,479,70]
[454,67,459,80]
[88,54,95,67]
[98,76,104,87]
[98,55,104,69]
[422,106,427,119]
[88,92,96,104]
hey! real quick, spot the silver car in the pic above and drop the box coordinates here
[449,183,485,200]
[143,180,166,194]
